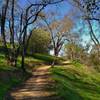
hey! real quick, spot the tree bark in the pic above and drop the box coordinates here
[1,0,10,59]
[21,47,26,73]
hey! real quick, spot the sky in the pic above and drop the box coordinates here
[18,0,72,16]
[18,0,100,46]
[1,0,99,50]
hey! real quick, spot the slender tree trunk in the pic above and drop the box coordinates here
[87,20,100,45]
[54,49,59,56]
[14,46,20,67]
[1,0,10,59]
[87,20,100,56]
[10,0,16,66]
[51,48,58,68]
[21,32,27,72]
[1,24,9,58]
[21,23,28,72]
[21,47,26,73]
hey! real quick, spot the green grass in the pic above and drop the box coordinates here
[71,60,83,68]
[0,54,33,99]
[32,53,64,64]
[0,52,64,99]
[0,54,17,71]
[0,76,24,99]
[0,53,49,99]
[1,52,100,100]
[51,63,100,100]
[0,68,25,100]
[17,56,45,67]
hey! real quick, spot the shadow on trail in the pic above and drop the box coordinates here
[5,66,60,100]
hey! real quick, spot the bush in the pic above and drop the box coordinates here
[89,53,100,72]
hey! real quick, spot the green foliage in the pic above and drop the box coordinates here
[51,64,100,100]
[27,28,51,54]
[0,54,14,71]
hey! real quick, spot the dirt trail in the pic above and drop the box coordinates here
[7,66,60,100]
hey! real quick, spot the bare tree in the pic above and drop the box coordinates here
[20,0,65,72]
[38,13,73,67]
[1,0,10,59]
[40,14,73,56]
[0,0,65,72]
[70,0,100,47]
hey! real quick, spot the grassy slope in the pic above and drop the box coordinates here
[1,53,100,100]
[0,54,20,99]
[0,53,61,99]
[0,53,45,99]
[31,53,65,64]
[51,62,100,100]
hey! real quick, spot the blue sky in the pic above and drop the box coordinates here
[18,0,72,14]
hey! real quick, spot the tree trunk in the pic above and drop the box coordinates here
[21,47,26,73]
[1,23,9,58]
[51,48,58,68]
[1,0,10,59]
[9,0,16,66]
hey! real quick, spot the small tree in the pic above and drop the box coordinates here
[64,43,86,62]
[40,14,73,56]
[27,28,51,54]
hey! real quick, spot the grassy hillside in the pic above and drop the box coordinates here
[0,53,45,99]
[0,53,59,99]
[51,62,100,100]
[0,53,100,100]
[31,53,65,64]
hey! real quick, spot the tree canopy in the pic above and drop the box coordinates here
[27,28,51,54]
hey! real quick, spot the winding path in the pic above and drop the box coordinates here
[7,66,60,100]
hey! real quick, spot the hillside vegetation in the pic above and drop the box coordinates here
[51,62,100,100]
[0,53,100,99]
[0,53,45,99]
